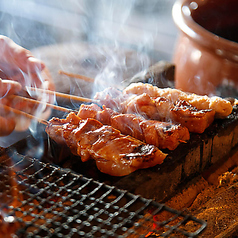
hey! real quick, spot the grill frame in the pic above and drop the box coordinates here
[0,145,207,238]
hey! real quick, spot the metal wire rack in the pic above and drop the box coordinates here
[0,149,207,238]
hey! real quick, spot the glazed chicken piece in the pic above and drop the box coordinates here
[170,100,215,134]
[126,94,216,133]
[78,104,190,150]
[46,112,167,176]
[94,89,215,133]
[123,83,233,119]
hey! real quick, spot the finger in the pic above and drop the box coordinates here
[0,36,45,73]
[11,48,45,73]
[11,67,55,92]
[41,67,55,91]
[0,116,16,136]
[0,79,22,97]
[11,72,45,91]
[27,56,45,73]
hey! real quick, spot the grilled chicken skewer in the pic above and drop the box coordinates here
[78,104,190,150]
[5,93,190,150]
[94,87,216,134]
[6,93,189,150]
[6,81,232,134]
[22,82,232,133]
[1,103,167,176]
[55,70,232,119]
[46,112,167,176]
[123,83,233,119]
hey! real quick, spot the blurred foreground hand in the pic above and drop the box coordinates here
[0,35,54,136]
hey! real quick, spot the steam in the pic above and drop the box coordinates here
[89,0,156,96]
[0,0,176,148]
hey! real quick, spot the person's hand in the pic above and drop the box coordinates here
[0,35,54,91]
[0,79,22,136]
[0,35,54,136]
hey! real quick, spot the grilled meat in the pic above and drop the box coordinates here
[123,83,233,119]
[170,100,216,134]
[46,112,167,176]
[94,88,216,133]
[78,104,190,150]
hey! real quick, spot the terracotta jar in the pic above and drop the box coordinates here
[172,0,238,96]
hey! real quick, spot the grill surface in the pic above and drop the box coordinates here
[0,148,206,238]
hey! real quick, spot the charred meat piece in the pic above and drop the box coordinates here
[170,100,215,134]
[46,112,167,176]
[78,104,190,150]
[94,88,216,134]
[123,83,233,119]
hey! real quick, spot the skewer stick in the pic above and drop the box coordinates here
[58,70,95,83]
[58,70,121,89]
[9,95,75,113]
[0,103,48,125]
[25,86,97,103]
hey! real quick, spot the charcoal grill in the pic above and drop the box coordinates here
[0,145,207,237]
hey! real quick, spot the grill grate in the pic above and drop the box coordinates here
[0,150,207,238]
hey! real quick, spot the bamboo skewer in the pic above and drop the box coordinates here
[25,86,98,103]
[9,95,76,113]
[58,71,121,89]
[0,103,48,125]
[58,70,95,83]
[0,85,101,127]
[0,92,84,127]
[0,84,103,127]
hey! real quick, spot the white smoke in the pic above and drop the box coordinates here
[0,0,177,147]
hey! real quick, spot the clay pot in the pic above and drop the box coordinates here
[172,0,238,96]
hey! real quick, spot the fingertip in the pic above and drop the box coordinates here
[0,80,22,96]
[8,79,22,92]
[28,57,45,71]
[43,80,55,91]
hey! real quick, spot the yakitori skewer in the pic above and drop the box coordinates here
[9,95,75,113]
[0,101,167,176]
[22,82,233,134]
[4,95,189,150]
[46,112,167,176]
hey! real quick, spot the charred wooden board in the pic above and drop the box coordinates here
[113,105,238,202]
[7,105,238,203]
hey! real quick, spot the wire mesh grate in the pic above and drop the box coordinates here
[0,150,207,237]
